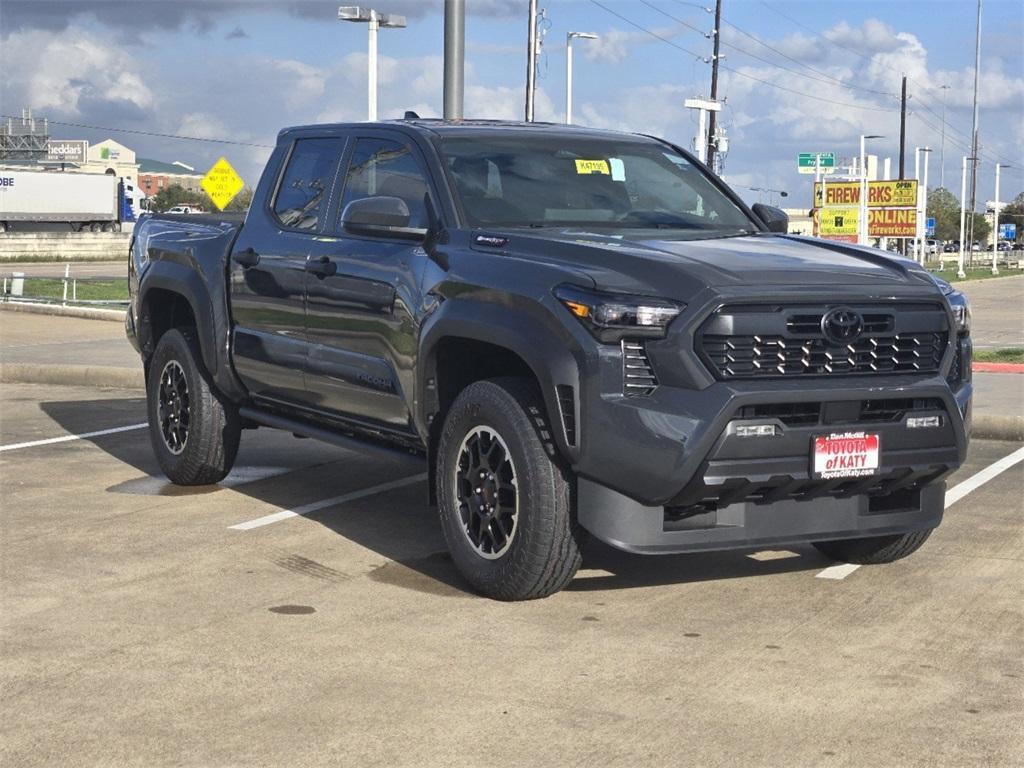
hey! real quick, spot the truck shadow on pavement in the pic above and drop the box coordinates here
[42,397,830,597]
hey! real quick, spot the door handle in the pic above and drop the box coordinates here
[233,247,260,268]
[305,255,337,278]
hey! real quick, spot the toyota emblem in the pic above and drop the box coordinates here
[822,307,863,344]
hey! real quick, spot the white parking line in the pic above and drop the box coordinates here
[228,473,429,531]
[0,423,148,453]
[816,445,1024,580]
[944,445,1024,508]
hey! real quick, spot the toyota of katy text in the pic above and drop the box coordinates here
[126,120,972,600]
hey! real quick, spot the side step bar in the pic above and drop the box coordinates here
[239,406,425,465]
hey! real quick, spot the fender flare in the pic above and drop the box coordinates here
[137,261,246,400]
[418,297,586,464]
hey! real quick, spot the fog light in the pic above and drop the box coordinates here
[736,424,778,437]
[907,416,942,429]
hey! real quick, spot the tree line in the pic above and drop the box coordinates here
[147,184,253,213]
[927,188,1024,243]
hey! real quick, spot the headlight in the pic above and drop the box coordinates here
[554,285,684,342]
[947,289,971,335]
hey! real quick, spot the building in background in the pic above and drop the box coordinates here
[85,139,139,187]
[137,159,204,197]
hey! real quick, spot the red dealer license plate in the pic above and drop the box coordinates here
[812,432,880,480]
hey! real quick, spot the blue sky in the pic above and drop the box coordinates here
[2,0,1021,208]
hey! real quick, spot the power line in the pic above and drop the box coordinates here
[661,0,896,99]
[1,115,273,149]
[587,0,896,113]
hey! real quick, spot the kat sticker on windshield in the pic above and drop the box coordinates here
[575,159,610,175]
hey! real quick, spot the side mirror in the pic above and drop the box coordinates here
[341,196,427,240]
[752,203,789,234]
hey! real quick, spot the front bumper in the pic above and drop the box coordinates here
[565,288,971,555]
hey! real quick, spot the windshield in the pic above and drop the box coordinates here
[440,134,756,235]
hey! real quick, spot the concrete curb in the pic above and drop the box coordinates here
[0,363,144,390]
[973,362,1024,374]
[972,414,1024,443]
[0,301,126,323]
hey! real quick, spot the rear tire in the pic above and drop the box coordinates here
[437,378,583,601]
[147,328,240,485]
[813,529,933,564]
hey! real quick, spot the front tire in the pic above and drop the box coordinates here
[147,328,240,485]
[813,529,933,564]
[437,378,583,601]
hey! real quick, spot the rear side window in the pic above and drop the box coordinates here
[338,138,431,229]
[273,137,343,230]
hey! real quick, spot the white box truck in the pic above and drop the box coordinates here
[0,170,137,233]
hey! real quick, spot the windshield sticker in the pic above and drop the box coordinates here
[609,158,626,181]
[574,159,610,175]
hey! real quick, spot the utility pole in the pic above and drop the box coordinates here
[992,163,1005,275]
[898,75,908,256]
[525,0,538,121]
[939,84,950,189]
[443,0,465,120]
[898,76,907,179]
[705,0,723,171]
[966,0,983,253]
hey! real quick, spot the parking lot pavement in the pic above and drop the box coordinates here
[0,310,140,369]
[955,275,1024,349]
[1,383,1022,767]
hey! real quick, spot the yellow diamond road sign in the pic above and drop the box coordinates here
[201,157,244,211]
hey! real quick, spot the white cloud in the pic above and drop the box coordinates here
[0,29,154,115]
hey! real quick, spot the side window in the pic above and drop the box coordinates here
[273,137,343,230]
[339,138,431,230]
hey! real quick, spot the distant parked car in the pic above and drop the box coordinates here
[944,242,959,253]
[925,239,941,255]
[996,241,1014,252]
[166,205,203,214]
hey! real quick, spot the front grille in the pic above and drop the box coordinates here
[734,398,945,427]
[622,340,658,396]
[700,303,949,379]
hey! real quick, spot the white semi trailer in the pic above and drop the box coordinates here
[0,170,138,233]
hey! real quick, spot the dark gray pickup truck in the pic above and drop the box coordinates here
[127,119,972,600]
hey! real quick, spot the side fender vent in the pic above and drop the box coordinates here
[623,340,658,396]
[556,385,577,446]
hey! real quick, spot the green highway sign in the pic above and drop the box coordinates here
[798,152,835,174]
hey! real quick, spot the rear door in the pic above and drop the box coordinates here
[302,132,435,432]
[229,136,344,403]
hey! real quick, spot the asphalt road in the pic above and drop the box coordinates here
[1,383,1021,767]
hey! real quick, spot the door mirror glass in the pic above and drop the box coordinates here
[341,196,426,240]
[752,203,789,233]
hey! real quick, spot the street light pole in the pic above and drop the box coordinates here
[958,155,969,279]
[992,163,1008,275]
[339,6,407,122]
[917,148,933,266]
[859,134,882,246]
[525,0,538,121]
[443,0,465,119]
[565,32,598,125]
[367,10,378,121]
[939,84,950,189]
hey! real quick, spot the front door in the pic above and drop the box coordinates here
[303,134,433,432]
[230,136,344,403]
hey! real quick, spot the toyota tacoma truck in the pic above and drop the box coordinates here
[127,120,972,600]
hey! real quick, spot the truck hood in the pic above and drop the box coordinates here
[493,229,933,299]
